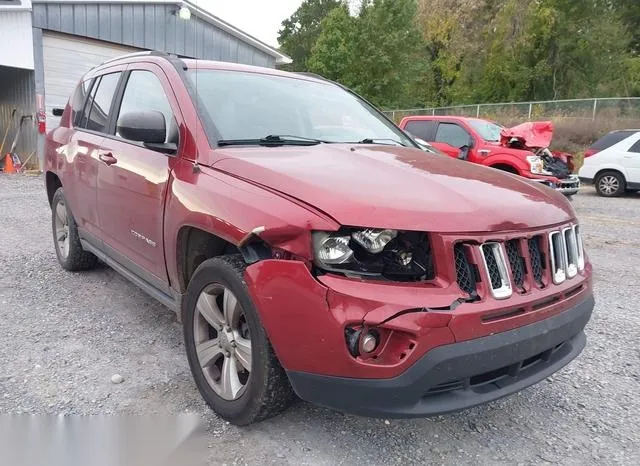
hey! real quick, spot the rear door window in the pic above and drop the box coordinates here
[404,120,436,141]
[589,131,635,151]
[83,72,121,133]
[435,122,472,148]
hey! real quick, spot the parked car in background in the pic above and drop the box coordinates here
[398,116,580,196]
[45,52,594,425]
[579,130,640,197]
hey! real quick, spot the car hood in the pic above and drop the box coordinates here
[500,121,554,149]
[212,144,574,232]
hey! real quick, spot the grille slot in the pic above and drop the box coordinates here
[528,236,545,286]
[549,231,567,284]
[574,225,585,271]
[454,244,476,295]
[480,243,512,299]
[563,227,579,278]
[505,240,526,290]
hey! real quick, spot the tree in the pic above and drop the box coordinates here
[277,0,345,71]
[309,0,427,108]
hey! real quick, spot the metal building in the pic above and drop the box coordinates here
[0,0,291,169]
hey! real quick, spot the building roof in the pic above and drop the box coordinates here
[32,0,292,65]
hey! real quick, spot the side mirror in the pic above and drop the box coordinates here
[431,142,461,158]
[52,108,64,117]
[117,110,166,144]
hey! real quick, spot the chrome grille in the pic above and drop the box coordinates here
[461,224,583,299]
[549,231,567,284]
[480,243,512,299]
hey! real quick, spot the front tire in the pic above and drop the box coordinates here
[183,255,295,425]
[595,171,625,197]
[51,188,98,271]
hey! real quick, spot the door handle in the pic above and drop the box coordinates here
[99,151,117,166]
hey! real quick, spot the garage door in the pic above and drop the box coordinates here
[43,31,141,126]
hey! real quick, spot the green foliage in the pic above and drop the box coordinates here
[278,0,639,109]
[277,0,345,71]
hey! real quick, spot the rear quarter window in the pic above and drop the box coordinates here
[71,79,93,127]
[589,130,636,151]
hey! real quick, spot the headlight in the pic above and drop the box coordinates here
[312,229,434,282]
[313,233,353,264]
[527,154,553,175]
[351,229,397,253]
[526,155,545,174]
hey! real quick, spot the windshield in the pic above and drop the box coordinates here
[468,119,503,142]
[187,70,415,147]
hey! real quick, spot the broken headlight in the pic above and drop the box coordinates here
[312,230,434,281]
[527,155,552,176]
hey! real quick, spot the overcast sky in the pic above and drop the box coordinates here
[196,0,304,47]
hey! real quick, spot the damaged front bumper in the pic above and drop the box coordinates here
[244,259,593,418]
[530,174,580,195]
[288,295,592,418]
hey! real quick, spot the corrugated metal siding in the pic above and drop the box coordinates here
[32,2,276,68]
[42,31,140,128]
[0,10,35,70]
[0,66,37,163]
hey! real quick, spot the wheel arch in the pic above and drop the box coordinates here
[176,225,241,292]
[46,171,62,206]
[594,168,627,184]
[489,163,520,175]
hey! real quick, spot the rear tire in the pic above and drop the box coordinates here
[51,188,98,271]
[595,171,625,197]
[183,255,295,425]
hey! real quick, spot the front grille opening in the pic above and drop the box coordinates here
[470,365,511,386]
[550,232,567,284]
[482,307,526,323]
[482,244,503,289]
[565,284,584,299]
[532,295,560,310]
[425,342,568,397]
[506,240,526,290]
[454,243,477,295]
[563,228,579,278]
[528,236,545,286]
[426,380,465,395]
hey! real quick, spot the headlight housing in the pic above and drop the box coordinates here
[526,154,552,175]
[312,229,434,282]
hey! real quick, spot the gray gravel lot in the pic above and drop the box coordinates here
[1,174,639,465]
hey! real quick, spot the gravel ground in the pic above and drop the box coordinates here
[1,174,639,465]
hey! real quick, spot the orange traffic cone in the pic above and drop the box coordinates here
[3,153,16,173]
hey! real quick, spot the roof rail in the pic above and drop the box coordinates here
[93,50,187,71]
[99,50,170,66]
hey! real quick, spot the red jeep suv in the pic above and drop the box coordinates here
[45,52,594,425]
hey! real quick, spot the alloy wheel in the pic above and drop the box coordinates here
[598,175,619,195]
[54,200,70,259]
[193,283,252,400]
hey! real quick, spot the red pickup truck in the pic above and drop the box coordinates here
[45,53,593,425]
[399,116,580,196]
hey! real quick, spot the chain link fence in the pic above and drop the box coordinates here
[383,97,640,124]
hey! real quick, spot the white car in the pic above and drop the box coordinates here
[579,130,640,197]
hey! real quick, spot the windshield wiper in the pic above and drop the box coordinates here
[218,135,328,147]
[356,138,407,147]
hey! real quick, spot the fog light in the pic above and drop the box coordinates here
[361,332,378,353]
